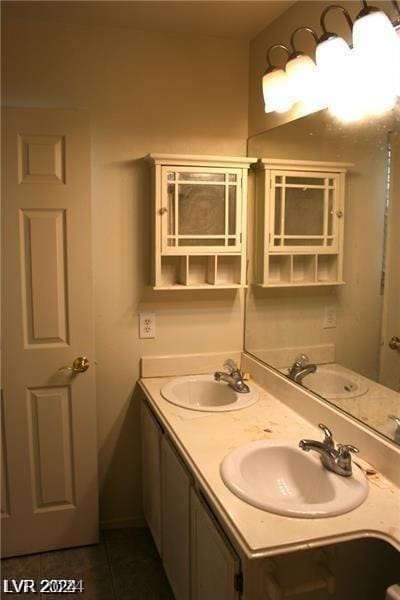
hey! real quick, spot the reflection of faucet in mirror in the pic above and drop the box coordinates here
[299,424,359,477]
[288,354,317,384]
[389,415,400,445]
[214,359,250,394]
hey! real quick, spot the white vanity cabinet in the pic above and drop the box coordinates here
[140,399,242,600]
[254,159,351,287]
[145,154,255,289]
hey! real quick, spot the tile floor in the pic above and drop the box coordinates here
[1,527,174,599]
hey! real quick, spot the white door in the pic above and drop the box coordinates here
[379,131,400,391]
[191,488,240,600]
[141,400,162,554]
[161,435,191,600]
[1,108,98,557]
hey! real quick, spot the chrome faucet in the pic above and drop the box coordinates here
[214,359,250,394]
[299,423,359,477]
[288,353,317,383]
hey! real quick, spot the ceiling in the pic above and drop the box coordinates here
[3,1,296,41]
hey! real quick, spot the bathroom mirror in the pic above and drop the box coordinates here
[245,108,400,445]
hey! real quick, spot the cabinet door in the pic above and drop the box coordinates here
[161,166,243,253]
[140,400,162,554]
[191,489,241,600]
[161,435,191,600]
[269,170,341,252]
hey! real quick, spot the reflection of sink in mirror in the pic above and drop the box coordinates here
[220,440,368,518]
[301,365,368,400]
[160,374,258,412]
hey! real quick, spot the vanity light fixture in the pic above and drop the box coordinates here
[262,0,400,122]
[316,5,361,122]
[286,27,325,109]
[316,4,353,83]
[262,44,294,113]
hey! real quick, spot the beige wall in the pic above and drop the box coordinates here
[2,11,249,526]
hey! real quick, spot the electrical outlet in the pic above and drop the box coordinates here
[323,305,337,329]
[139,312,156,339]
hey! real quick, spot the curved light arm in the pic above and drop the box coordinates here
[290,26,319,55]
[320,4,354,40]
[265,44,290,69]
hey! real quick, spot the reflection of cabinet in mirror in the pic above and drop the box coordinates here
[146,154,255,289]
[254,159,352,287]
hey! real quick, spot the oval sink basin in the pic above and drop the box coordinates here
[161,374,258,412]
[220,440,368,518]
[302,367,368,400]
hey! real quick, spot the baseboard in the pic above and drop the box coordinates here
[100,515,146,530]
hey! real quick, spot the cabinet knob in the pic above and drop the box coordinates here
[159,207,168,215]
[336,210,343,218]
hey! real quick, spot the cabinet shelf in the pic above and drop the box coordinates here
[156,254,245,289]
[255,281,345,288]
[260,252,342,288]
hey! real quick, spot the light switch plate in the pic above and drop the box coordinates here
[323,305,337,329]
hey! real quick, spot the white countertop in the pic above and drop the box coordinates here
[139,374,400,559]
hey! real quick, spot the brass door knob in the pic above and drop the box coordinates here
[59,356,90,373]
[389,336,400,351]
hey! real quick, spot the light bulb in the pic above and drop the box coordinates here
[326,49,367,123]
[353,9,399,110]
[316,36,363,121]
[262,68,294,114]
[316,35,351,83]
[285,54,325,106]
[353,10,399,56]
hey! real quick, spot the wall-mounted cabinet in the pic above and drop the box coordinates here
[146,154,255,289]
[254,159,352,287]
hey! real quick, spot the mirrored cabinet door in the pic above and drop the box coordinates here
[270,171,340,252]
[161,167,242,253]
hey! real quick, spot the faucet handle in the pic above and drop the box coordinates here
[336,444,359,475]
[318,423,335,448]
[293,353,309,367]
[223,359,239,374]
[337,444,359,456]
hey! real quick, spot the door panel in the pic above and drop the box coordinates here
[2,108,98,557]
[20,209,69,346]
[27,386,75,510]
